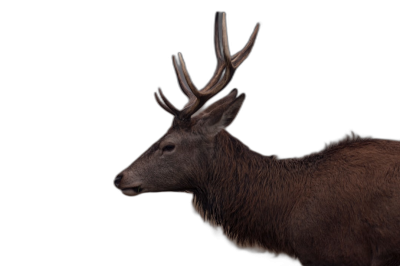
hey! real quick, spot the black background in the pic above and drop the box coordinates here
[20,4,400,265]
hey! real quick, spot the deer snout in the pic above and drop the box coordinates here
[114,171,143,196]
[114,173,123,188]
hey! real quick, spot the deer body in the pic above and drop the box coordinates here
[115,12,400,266]
[198,131,400,265]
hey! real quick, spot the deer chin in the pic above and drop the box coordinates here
[121,186,142,196]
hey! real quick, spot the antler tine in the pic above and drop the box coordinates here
[177,53,201,98]
[201,12,229,93]
[214,12,224,62]
[155,88,180,117]
[155,92,174,115]
[231,23,260,68]
[172,55,193,98]
[220,12,233,69]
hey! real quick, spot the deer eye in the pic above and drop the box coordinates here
[162,144,175,153]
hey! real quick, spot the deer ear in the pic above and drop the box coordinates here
[200,92,245,135]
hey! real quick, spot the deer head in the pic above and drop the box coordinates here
[114,12,259,196]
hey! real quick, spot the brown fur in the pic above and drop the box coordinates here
[191,131,400,265]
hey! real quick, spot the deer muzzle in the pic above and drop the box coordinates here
[114,172,143,196]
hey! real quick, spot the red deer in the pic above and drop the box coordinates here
[114,12,400,266]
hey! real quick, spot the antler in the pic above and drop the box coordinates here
[155,12,260,121]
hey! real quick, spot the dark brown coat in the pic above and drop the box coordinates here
[193,131,400,265]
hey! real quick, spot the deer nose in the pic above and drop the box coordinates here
[114,173,123,188]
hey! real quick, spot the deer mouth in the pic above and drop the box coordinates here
[121,186,142,196]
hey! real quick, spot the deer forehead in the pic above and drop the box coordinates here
[162,128,207,146]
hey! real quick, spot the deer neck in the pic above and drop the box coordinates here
[192,130,303,255]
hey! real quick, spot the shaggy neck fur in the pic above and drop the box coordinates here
[192,130,311,256]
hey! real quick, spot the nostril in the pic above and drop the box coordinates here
[114,175,123,187]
